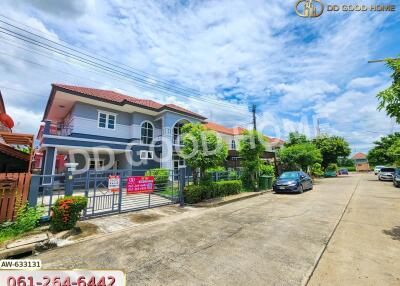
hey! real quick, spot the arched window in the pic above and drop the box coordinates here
[231,140,236,150]
[173,120,189,145]
[141,121,153,144]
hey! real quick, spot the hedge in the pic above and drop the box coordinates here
[184,180,242,204]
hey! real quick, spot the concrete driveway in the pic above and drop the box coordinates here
[35,173,400,286]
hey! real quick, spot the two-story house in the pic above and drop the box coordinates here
[203,121,281,169]
[351,152,370,172]
[37,84,206,176]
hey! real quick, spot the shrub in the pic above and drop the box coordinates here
[183,180,242,204]
[228,170,239,180]
[145,168,169,187]
[345,166,356,172]
[206,166,225,172]
[214,180,242,197]
[310,163,324,177]
[50,196,87,232]
[326,163,338,172]
[0,203,43,243]
[183,185,205,204]
[260,164,276,180]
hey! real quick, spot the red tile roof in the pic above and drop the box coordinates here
[351,152,367,159]
[49,84,206,119]
[204,122,247,135]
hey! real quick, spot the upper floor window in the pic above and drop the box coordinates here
[98,111,116,130]
[141,121,153,144]
[231,140,236,150]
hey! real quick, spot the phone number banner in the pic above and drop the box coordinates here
[126,176,154,194]
[0,270,125,286]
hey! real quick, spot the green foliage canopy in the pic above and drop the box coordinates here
[312,135,351,168]
[377,57,400,123]
[278,143,322,171]
[284,132,309,147]
[181,123,228,184]
[239,130,266,190]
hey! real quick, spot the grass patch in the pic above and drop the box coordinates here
[156,186,179,197]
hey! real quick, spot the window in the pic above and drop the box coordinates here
[98,111,117,130]
[173,121,188,145]
[141,121,153,144]
[231,140,236,150]
[89,159,104,170]
[140,150,154,160]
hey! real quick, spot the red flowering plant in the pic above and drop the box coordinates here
[50,196,87,232]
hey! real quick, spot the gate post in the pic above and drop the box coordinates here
[178,167,186,207]
[64,163,78,196]
[28,175,40,207]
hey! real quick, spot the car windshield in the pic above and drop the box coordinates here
[396,169,400,175]
[279,172,299,179]
[381,168,395,172]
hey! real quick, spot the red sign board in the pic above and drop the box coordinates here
[127,176,154,194]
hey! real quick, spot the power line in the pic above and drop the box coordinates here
[0,18,253,116]
[0,31,252,118]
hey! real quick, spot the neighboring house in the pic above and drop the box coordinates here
[203,121,280,169]
[0,90,34,173]
[351,152,370,172]
[37,84,206,176]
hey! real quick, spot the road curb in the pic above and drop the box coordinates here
[188,191,269,208]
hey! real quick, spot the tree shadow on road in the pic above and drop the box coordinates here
[382,226,400,241]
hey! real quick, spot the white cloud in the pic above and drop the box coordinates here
[0,0,398,153]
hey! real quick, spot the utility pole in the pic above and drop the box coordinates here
[252,104,257,131]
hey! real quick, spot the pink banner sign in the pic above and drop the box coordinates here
[127,176,154,194]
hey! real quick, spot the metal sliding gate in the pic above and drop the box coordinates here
[80,169,182,219]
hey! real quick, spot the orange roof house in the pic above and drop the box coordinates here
[351,152,370,172]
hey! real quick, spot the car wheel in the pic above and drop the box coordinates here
[310,185,313,190]
[298,185,303,194]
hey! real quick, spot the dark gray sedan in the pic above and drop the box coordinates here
[273,171,313,194]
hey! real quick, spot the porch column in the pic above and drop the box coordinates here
[42,147,57,183]
[161,127,173,170]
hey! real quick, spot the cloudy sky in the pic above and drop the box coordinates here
[0,0,399,153]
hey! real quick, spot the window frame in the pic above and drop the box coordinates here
[97,110,117,130]
[231,140,236,150]
[140,150,154,160]
[140,120,154,145]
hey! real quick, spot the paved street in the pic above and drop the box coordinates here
[36,173,400,286]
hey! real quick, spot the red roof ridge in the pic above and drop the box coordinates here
[50,84,205,119]
[351,152,367,159]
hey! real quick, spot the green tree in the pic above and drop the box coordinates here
[239,130,266,191]
[312,135,351,168]
[284,132,309,147]
[310,163,324,177]
[377,57,400,123]
[367,133,400,166]
[278,143,322,171]
[337,157,354,167]
[387,139,400,167]
[181,123,228,185]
